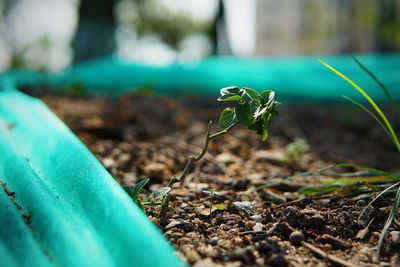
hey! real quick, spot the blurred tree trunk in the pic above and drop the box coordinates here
[72,0,117,63]
[210,0,231,55]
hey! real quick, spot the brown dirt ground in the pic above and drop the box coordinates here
[42,92,400,267]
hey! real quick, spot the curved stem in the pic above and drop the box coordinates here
[159,121,238,217]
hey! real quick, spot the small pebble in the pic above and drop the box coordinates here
[289,231,304,246]
[207,239,218,246]
[356,227,370,241]
[250,215,262,222]
[269,254,288,267]
[356,199,367,207]
[165,220,182,230]
[390,231,400,246]
[257,241,273,253]
[233,201,256,212]
[253,223,264,232]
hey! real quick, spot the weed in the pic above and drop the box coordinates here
[202,189,225,216]
[285,138,310,164]
[125,86,280,218]
[317,58,400,259]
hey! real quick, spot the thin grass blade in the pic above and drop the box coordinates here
[351,56,393,103]
[377,184,400,258]
[343,95,393,141]
[319,59,400,152]
[253,163,399,192]
[358,181,400,223]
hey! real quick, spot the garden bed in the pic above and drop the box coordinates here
[42,92,400,267]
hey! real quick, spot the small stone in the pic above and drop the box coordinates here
[282,206,300,226]
[233,237,244,246]
[228,179,249,191]
[259,189,286,204]
[257,241,273,254]
[165,220,182,230]
[181,245,201,264]
[250,215,262,222]
[390,231,400,246]
[233,201,256,212]
[207,239,218,246]
[317,199,330,207]
[269,254,288,267]
[289,231,305,246]
[253,223,264,232]
[118,153,131,162]
[102,158,114,168]
[122,172,136,184]
[356,227,370,241]
[356,199,367,207]
[320,234,352,250]
[245,220,256,229]
[142,162,169,180]
[216,153,241,164]
[193,258,220,267]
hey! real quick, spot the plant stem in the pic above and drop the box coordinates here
[159,121,237,217]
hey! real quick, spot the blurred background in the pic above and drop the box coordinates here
[0,0,399,72]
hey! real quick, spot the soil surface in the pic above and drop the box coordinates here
[41,92,400,267]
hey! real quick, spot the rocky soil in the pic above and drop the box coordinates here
[42,93,400,267]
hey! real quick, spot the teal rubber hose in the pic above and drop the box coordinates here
[0,88,185,267]
[2,53,400,102]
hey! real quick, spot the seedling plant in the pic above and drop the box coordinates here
[124,86,280,217]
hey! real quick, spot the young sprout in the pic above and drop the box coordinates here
[202,189,225,216]
[285,138,310,164]
[126,86,280,218]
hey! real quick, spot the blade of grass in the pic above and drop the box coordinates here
[253,163,399,192]
[319,59,400,152]
[377,184,400,258]
[298,184,343,195]
[358,181,400,223]
[343,95,393,142]
[351,56,393,103]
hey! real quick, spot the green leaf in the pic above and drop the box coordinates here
[260,90,272,104]
[261,113,274,141]
[235,102,253,126]
[123,186,133,198]
[220,86,241,96]
[254,106,268,119]
[242,87,261,103]
[298,184,342,195]
[261,127,268,142]
[151,187,171,199]
[124,178,150,201]
[219,108,235,128]
[266,91,276,105]
[214,204,227,210]
[217,93,241,102]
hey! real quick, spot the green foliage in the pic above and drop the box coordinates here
[151,187,171,200]
[123,178,149,210]
[319,58,400,259]
[217,86,280,141]
[127,86,280,218]
[285,138,310,164]
[218,108,235,128]
[319,59,400,152]
[127,0,208,49]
